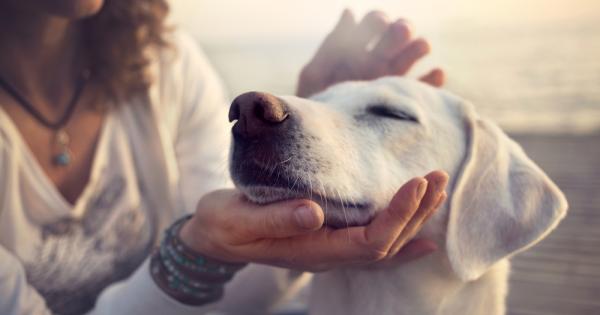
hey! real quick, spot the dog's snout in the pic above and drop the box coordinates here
[229,91,290,138]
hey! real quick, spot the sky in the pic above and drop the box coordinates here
[169,0,600,41]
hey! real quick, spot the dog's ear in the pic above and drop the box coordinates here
[446,105,568,281]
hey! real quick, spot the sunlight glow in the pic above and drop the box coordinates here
[169,0,600,41]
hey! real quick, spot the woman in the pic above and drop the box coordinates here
[0,0,448,314]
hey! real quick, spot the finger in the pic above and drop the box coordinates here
[390,38,431,75]
[416,192,447,232]
[333,8,356,35]
[311,9,356,64]
[300,9,355,81]
[363,177,428,247]
[331,11,390,81]
[388,171,449,255]
[353,11,390,51]
[364,20,413,80]
[371,19,413,60]
[423,191,447,225]
[434,191,447,211]
[335,177,429,262]
[252,202,324,238]
[419,68,445,87]
[397,171,448,239]
[228,197,325,240]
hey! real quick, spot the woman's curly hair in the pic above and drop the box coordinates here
[83,0,171,102]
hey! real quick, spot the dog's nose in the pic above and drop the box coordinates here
[229,91,289,138]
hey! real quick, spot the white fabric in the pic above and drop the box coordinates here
[0,31,288,315]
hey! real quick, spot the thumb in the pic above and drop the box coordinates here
[234,198,325,239]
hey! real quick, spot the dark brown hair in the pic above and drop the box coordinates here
[83,0,171,102]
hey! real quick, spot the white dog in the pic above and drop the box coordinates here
[225,77,568,315]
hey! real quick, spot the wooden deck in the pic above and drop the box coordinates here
[507,132,600,315]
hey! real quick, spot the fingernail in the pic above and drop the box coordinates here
[416,179,428,200]
[294,206,319,229]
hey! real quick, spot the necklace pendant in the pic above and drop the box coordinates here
[52,129,72,166]
[53,151,71,166]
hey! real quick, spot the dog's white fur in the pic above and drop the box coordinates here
[228,77,568,315]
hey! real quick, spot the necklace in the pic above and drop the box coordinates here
[0,70,90,167]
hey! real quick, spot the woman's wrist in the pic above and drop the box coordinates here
[178,214,220,260]
[150,215,247,306]
[150,252,225,305]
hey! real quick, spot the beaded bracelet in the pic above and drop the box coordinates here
[151,215,247,305]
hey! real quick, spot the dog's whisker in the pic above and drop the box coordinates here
[275,154,295,183]
[275,167,282,183]
[217,158,230,178]
[278,156,293,166]
[347,194,360,213]
[308,176,314,203]
[317,178,329,227]
[335,189,351,242]
[270,159,280,179]
[290,174,301,193]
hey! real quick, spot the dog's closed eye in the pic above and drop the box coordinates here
[367,105,418,123]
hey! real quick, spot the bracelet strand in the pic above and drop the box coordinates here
[150,214,247,305]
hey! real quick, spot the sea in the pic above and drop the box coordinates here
[199,19,600,134]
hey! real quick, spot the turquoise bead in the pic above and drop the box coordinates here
[53,152,71,166]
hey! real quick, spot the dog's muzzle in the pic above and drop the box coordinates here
[228,91,303,187]
[228,92,374,228]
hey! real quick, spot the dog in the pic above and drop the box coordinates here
[226,77,568,315]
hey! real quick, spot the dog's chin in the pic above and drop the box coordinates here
[239,185,304,204]
[238,185,375,229]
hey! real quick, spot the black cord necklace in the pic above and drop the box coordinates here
[0,70,90,167]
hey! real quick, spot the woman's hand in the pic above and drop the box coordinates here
[297,10,445,98]
[179,171,448,272]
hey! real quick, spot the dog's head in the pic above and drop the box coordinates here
[228,76,567,280]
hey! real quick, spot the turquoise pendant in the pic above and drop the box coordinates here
[53,152,71,166]
[52,129,72,167]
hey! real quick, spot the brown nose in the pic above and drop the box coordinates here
[229,91,289,139]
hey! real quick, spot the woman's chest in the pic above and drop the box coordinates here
[1,101,106,205]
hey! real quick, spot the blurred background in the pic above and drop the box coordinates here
[169,1,600,314]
